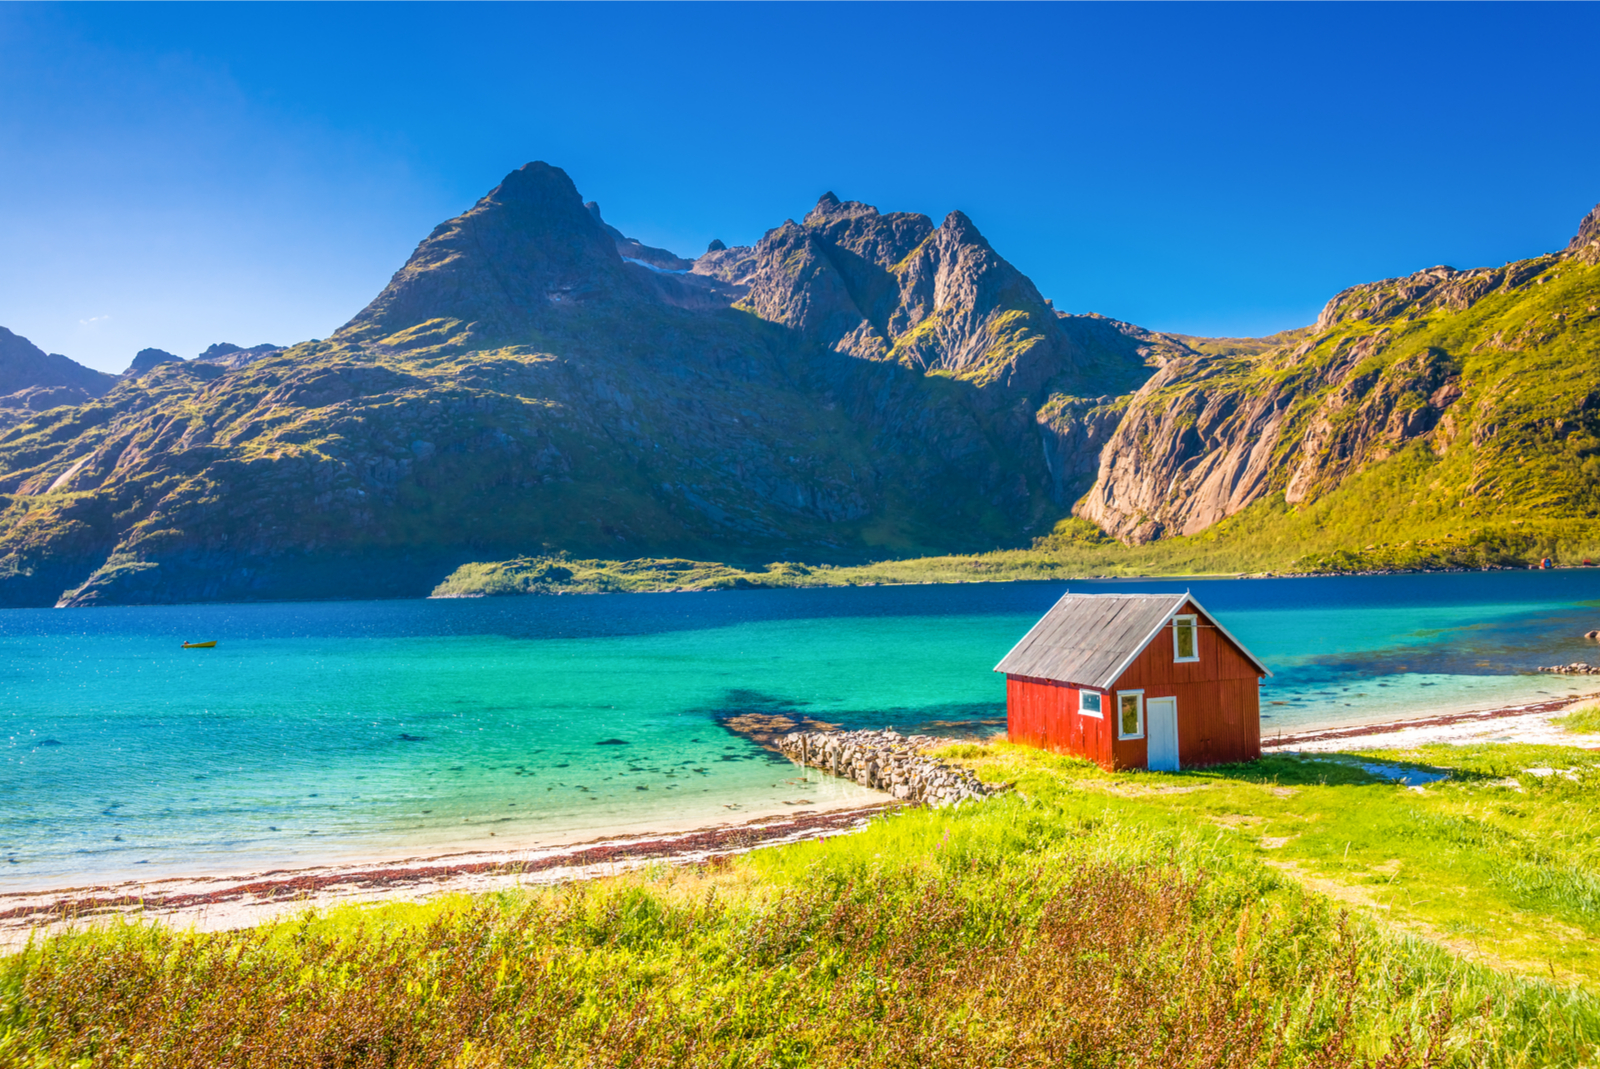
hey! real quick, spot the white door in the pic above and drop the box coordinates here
[1146,697,1179,771]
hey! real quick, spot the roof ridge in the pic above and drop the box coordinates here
[1063,592,1184,599]
[993,589,1269,685]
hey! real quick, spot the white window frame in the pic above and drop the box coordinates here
[1078,689,1103,718]
[1116,689,1145,740]
[1172,614,1200,663]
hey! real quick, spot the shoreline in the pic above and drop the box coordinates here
[1262,691,1600,753]
[7,686,1597,950]
[0,801,896,950]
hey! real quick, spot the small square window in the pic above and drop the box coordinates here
[1079,690,1103,717]
[1117,691,1144,740]
[1173,614,1199,662]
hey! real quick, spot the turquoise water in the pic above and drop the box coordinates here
[6,572,1600,888]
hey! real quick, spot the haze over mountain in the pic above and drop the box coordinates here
[0,162,1594,606]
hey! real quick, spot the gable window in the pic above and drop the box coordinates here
[1116,690,1144,740]
[1079,690,1103,718]
[1173,614,1199,663]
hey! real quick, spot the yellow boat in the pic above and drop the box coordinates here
[182,641,217,649]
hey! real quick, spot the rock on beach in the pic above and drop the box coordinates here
[776,728,999,807]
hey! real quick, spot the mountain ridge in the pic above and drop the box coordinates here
[0,328,119,430]
[0,162,1172,606]
[1,165,1593,606]
[1078,205,1600,546]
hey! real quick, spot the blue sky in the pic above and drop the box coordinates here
[2,2,1597,373]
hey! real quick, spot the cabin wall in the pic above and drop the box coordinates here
[1005,675,1112,768]
[1110,600,1261,769]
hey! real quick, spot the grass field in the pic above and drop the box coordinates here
[429,509,1600,597]
[1556,703,1600,735]
[4,743,1600,1067]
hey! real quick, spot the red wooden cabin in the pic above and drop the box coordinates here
[994,592,1270,771]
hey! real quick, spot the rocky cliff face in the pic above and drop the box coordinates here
[1079,208,1600,543]
[0,162,1171,606]
[694,193,1150,401]
[1568,203,1600,264]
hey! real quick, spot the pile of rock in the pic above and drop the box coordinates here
[1538,663,1600,674]
[776,728,998,807]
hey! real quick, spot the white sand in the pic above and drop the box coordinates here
[1263,693,1600,753]
[0,797,892,951]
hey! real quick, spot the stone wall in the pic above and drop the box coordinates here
[776,728,998,807]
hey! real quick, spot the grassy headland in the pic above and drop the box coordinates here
[431,507,1600,596]
[6,742,1600,1066]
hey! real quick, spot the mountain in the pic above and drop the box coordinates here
[0,162,1171,607]
[586,202,695,272]
[125,348,183,377]
[8,163,1588,607]
[0,328,119,430]
[1078,203,1600,547]
[196,342,285,370]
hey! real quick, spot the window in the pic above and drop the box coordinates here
[1079,690,1103,718]
[1173,614,1199,663]
[1117,690,1144,740]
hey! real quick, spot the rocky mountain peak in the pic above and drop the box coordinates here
[937,210,990,250]
[0,327,117,398]
[0,163,1247,607]
[1568,202,1600,263]
[804,192,882,227]
[494,161,590,213]
[196,342,284,369]
[0,326,118,429]
[337,161,631,348]
[709,190,1101,398]
[124,348,182,377]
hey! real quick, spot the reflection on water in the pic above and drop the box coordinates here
[4,570,1599,886]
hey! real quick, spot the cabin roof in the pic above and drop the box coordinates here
[992,591,1271,689]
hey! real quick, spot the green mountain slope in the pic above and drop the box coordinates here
[1077,204,1600,559]
[0,163,1174,606]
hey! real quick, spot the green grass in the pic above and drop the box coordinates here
[6,743,1600,1065]
[429,507,1600,597]
[1555,702,1600,734]
[1065,743,1600,987]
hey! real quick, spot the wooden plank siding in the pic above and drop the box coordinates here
[1004,599,1262,771]
[1005,675,1113,767]
[1110,599,1261,770]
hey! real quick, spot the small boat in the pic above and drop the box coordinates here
[181,641,217,649]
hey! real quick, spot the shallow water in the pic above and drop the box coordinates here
[5,571,1599,887]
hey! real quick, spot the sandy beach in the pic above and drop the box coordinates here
[0,798,896,951]
[9,687,1599,952]
[1262,690,1600,753]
